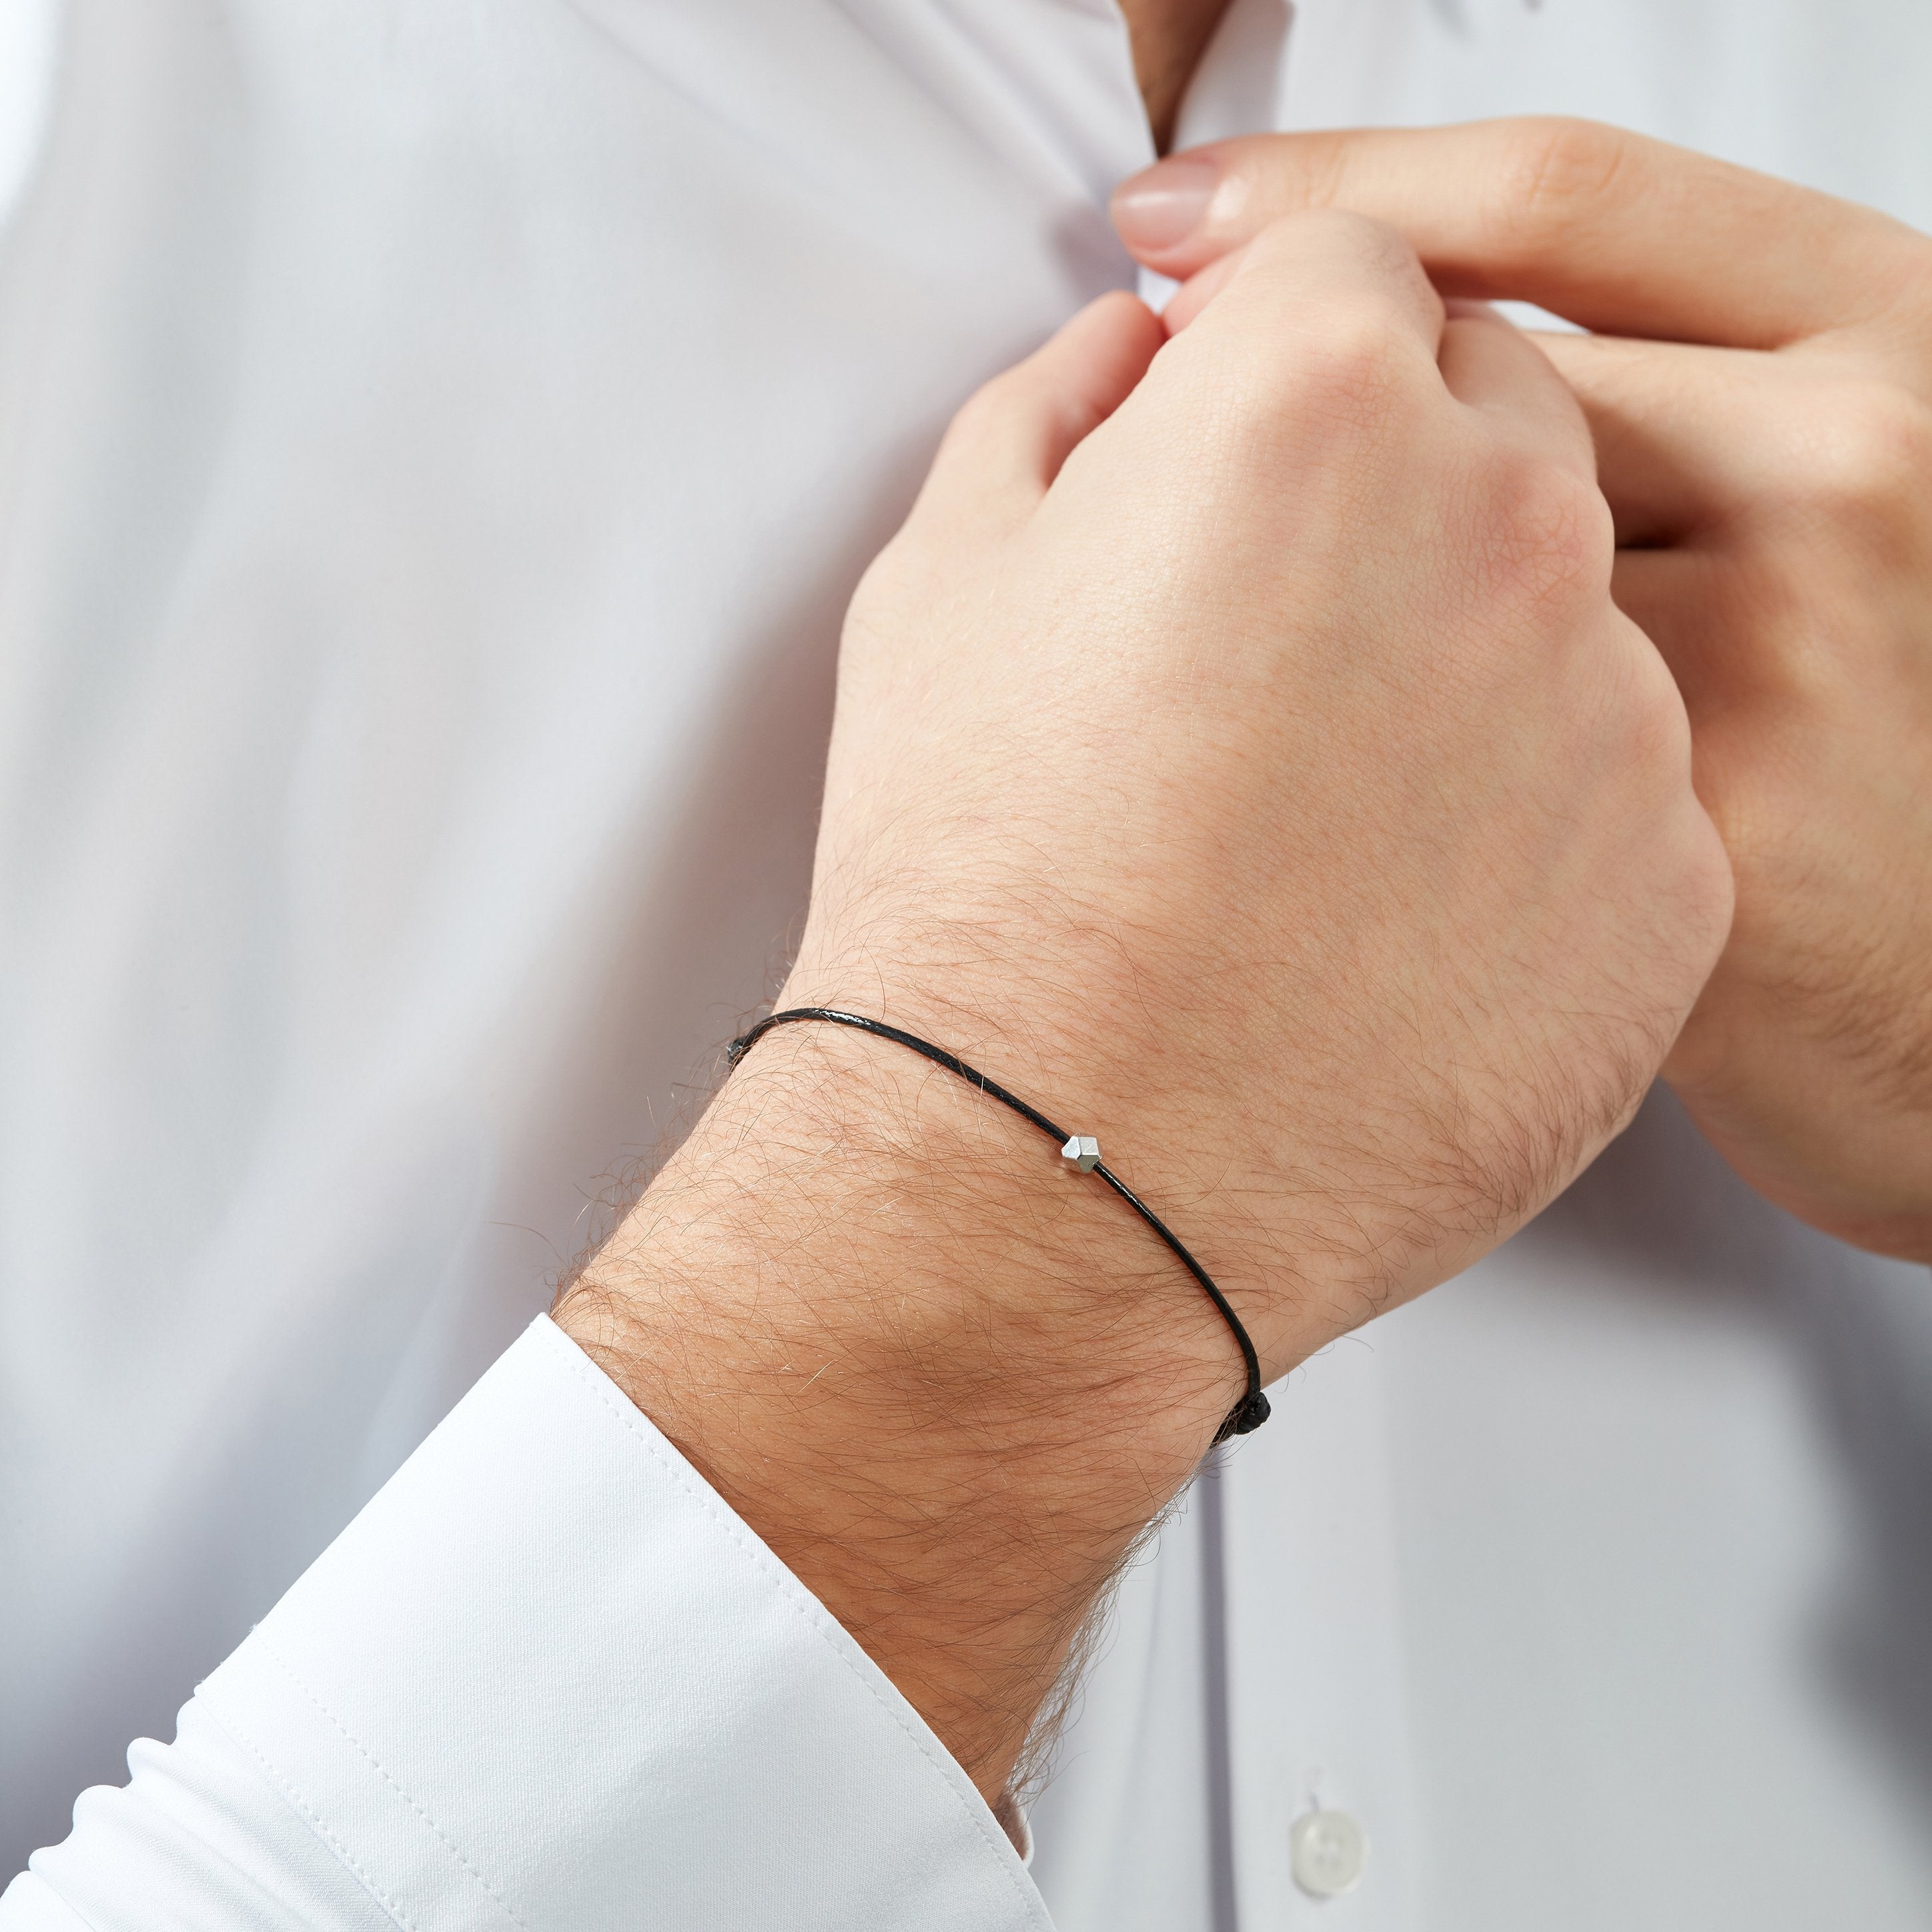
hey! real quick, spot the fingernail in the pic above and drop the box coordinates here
[1110,155,1220,252]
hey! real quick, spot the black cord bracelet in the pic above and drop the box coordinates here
[726,1007,1270,1446]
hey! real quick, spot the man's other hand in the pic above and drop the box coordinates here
[1116,119,1932,1261]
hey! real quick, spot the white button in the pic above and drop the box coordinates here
[1290,1809,1368,1899]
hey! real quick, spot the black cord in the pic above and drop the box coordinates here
[727,1007,1270,1445]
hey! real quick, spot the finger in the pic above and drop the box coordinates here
[1111,119,1931,350]
[1169,207,1446,374]
[1437,305,1595,480]
[1532,332,1792,545]
[920,292,1164,526]
[1159,248,1243,336]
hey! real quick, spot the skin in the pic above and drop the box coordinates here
[1116,0,1236,152]
[1113,118,1932,1261]
[558,219,1731,1802]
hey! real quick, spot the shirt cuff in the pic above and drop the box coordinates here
[11,1316,1050,1932]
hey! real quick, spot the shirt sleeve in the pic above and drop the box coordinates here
[2,1316,1052,1932]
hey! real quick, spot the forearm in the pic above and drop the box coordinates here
[556,1012,1235,1801]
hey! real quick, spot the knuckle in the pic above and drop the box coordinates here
[1617,632,1695,771]
[1304,302,1416,390]
[1664,818,1737,994]
[1218,214,1440,434]
[1289,204,1414,265]
[1568,615,1692,796]
[1233,300,1427,438]
[1602,646,1734,961]
[1592,641,1684,777]
[1473,449,1613,610]
[1790,382,1932,526]
[1486,117,1631,253]
[1632,695,1697,823]
[1674,809,1737,941]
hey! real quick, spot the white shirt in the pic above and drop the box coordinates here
[3,1,1931,1925]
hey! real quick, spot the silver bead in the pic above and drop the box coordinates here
[1061,1135,1101,1173]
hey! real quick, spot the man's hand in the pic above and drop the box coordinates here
[1115,119,1932,1260]
[561,219,1729,1803]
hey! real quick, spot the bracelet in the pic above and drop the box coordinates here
[726,1007,1270,1445]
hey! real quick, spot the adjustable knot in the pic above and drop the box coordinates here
[1214,1389,1272,1445]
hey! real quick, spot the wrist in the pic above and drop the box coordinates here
[779,900,1356,1382]
[557,1012,1232,1796]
